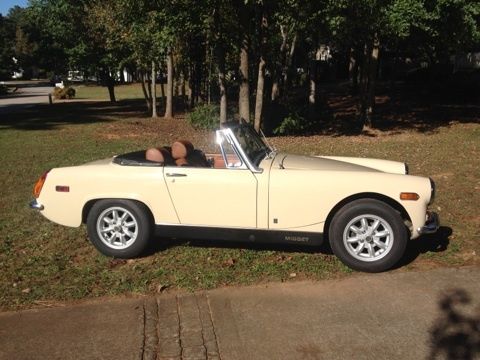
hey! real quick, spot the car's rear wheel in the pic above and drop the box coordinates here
[329,199,408,272]
[86,199,151,258]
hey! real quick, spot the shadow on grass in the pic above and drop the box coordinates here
[144,226,451,270]
[145,235,325,257]
[394,226,452,269]
[0,100,151,131]
[273,82,480,137]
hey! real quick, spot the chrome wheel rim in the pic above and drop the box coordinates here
[343,214,394,262]
[96,207,138,250]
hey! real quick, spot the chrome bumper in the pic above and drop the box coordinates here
[418,211,439,234]
[29,199,44,211]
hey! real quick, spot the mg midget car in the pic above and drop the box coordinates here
[30,122,439,272]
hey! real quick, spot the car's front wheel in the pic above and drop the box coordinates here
[86,199,152,258]
[329,199,408,272]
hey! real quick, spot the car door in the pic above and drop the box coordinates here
[164,166,257,228]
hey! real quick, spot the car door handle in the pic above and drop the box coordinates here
[166,173,187,177]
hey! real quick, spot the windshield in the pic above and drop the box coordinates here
[230,125,271,166]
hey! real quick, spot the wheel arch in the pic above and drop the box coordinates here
[82,198,155,225]
[324,192,412,242]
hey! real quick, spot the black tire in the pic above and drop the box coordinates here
[329,199,408,272]
[86,199,152,258]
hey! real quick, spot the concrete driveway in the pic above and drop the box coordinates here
[0,81,53,114]
[0,267,479,360]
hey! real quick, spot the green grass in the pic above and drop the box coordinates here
[74,83,165,101]
[0,101,478,310]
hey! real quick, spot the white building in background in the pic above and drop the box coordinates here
[11,57,23,79]
[452,52,480,71]
[67,68,133,82]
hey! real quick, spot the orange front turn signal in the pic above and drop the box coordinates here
[400,192,420,201]
[33,170,50,198]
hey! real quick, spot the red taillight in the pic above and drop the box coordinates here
[33,170,50,198]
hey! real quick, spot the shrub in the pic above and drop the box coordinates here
[273,111,309,135]
[187,104,219,130]
[52,86,76,100]
[0,84,8,95]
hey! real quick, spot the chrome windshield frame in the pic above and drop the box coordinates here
[215,126,265,173]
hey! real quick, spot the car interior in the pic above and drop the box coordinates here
[113,140,238,169]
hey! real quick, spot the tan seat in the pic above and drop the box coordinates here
[172,140,194,160]
[145,147,173,164]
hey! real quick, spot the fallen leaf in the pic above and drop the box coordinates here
[156,284,168,293]
[223,258,236,267]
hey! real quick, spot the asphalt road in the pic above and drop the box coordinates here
[0,81,53,114]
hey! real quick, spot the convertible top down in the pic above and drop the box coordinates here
[30,122,439,272]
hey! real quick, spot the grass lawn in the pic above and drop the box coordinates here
[0,98,478,310]
[74,83,165,101]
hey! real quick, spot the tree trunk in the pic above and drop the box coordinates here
[364,36,380,129]
[271,24,288,102]
[146,70,153,101]
[140,71,152,111]
[107,83,116,103]
[151,61,158,118]
[349,48,359,94]
[283,33,297,94]
[357,43,369,125]
[308,45,322,120]
[106,72,116,103]
[189,63,195,109]
[158,67,165,101]
[239,38,250,122]
[165,51,174,118]
[216,45,227,124]
[254,56,266,132]
[254,12,267,132]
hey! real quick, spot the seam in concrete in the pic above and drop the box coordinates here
[194,294,209,356]
[175,295,183,352]
[155,296,160,357]
[206,294,222,360]
[140,301,146,360]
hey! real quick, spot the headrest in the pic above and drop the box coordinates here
[146,147,171,163]
[172,140,194,159]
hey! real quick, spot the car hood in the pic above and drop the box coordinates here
[274,153,407,174]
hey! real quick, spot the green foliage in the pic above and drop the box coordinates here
[0,14,16,80]
[52,86,76,99]
[274,111,310,135]
[187,104,219,130]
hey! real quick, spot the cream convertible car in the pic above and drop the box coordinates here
[30,123,439,272]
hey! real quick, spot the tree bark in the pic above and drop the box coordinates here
[254,56,266,132]
[157,67,165,100]
[216,45,227,124]
[151,61,158,118]
[140,71,152,111]
[271,24,288,102]
[146,70,152,101]
[365,36,380,129]
[165,51,174,118]
[349,48,359,94]
[189,63,195,109]
[239,37,250,122]
[308,43,323,120]
[254,12,267,132]
[105,71,116,103]
[283,33,297,94]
